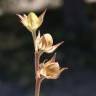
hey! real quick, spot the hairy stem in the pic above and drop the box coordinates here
[35,52,41,96]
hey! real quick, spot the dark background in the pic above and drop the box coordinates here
[0,0,96,96]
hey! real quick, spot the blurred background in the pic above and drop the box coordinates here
[0,0,96,96]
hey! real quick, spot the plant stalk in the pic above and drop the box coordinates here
[31,31,36,48]
[35,52,41,96]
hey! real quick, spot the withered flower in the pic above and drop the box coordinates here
[35,32,64,53]
[40,54,68,79]
[17,10,46,32]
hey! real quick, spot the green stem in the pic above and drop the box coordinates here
[31,31,36,49]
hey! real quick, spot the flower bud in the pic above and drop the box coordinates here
[17,10,46,32]
[40,54,68,79]
[39,33,53,50]
[35,33,64,53]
